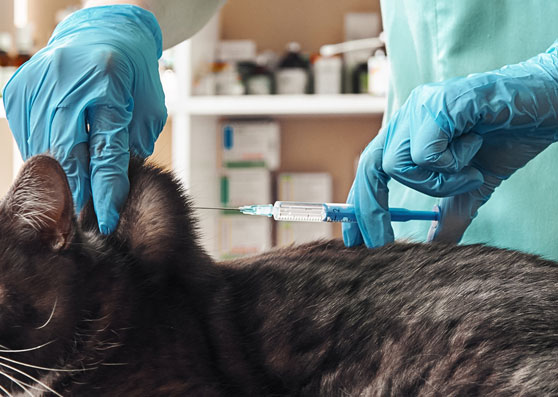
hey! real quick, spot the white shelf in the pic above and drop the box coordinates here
[0,95,385,120]
[171,94,385,117]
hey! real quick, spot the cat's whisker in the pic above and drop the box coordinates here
[0,361,63,397]
[100,362,128,366]
[0,382,14,397]
[0,370,34,397]
[0,371,29,396]
[82,313,111,323]
[96,323,111,333]
[0,340,56,354]
[36,298,57,330]
[7,377,47,394]
[94,343,122,351]
[74,332,94,338]
[0,354,96,373]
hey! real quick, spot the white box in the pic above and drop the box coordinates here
[217,40,257,62]
[222,120,280,170]
[222,168,271,207]
[277,173,333,246]
[344,13,381,41]
[218,215,271,259]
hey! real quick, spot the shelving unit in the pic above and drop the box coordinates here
[170,2,383,258]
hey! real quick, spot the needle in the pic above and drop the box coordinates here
[194,206,241,211]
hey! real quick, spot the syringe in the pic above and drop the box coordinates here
[238,201,438,223]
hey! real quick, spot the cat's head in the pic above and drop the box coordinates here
[0,155,205,393]
[0,155,83,391]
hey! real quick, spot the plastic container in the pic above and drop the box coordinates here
[213,62,245,96]
[368,49,389,96]
[313,56,342,95]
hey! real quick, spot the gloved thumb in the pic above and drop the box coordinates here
[343,132,394,248]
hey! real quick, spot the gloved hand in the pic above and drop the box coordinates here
[343,42,558,248]
[3,5,167,234]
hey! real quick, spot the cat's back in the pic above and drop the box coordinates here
[217,240,558,396]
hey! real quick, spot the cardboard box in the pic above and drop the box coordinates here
[222,120,280,170]
[221,168,271,207]
[218,215,272,259]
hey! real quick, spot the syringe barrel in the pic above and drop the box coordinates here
[272,201,326,222]
[272,202,358,223]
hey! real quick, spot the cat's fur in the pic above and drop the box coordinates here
[0,155,557,396]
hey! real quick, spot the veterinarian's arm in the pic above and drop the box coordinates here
[343,41,558,248]
[4,2,223,235]
[84,0,226,49]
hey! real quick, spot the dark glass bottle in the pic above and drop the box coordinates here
[276,42,309,95]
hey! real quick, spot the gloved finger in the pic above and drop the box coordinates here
[342,184,364,247]
[430,134,554,243]
[57,145,91,215]
[344,131,394,248]
[382,125,485,197]
[410,115,484,173]
[88,104,133,235]
[127,73,167,157]
[429,174,501,243]
[128,109,167,158]
[50,107,91,213]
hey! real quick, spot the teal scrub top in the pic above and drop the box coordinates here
[379,0,558,260]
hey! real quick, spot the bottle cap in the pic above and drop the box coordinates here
[286,42,301,53]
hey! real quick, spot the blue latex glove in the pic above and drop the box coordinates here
[343,41,558,248]
[3,5,167,234]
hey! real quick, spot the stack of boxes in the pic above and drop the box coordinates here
[218,120,279,259]
[218,120,334,258]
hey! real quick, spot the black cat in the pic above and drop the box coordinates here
[0,155,557,396]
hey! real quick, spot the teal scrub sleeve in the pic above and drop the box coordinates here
[343,41,558,248]
[3,5,167,235]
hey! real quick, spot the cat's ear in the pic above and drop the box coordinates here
[4,155,74,250]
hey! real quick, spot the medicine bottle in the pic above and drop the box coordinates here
[0,33,14,97]
[367,49,389,96]
[0,33,10,67]
[276,42,309,95]
[12,27,33,67]
[313,55,342,95]
[246,54,274,95]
